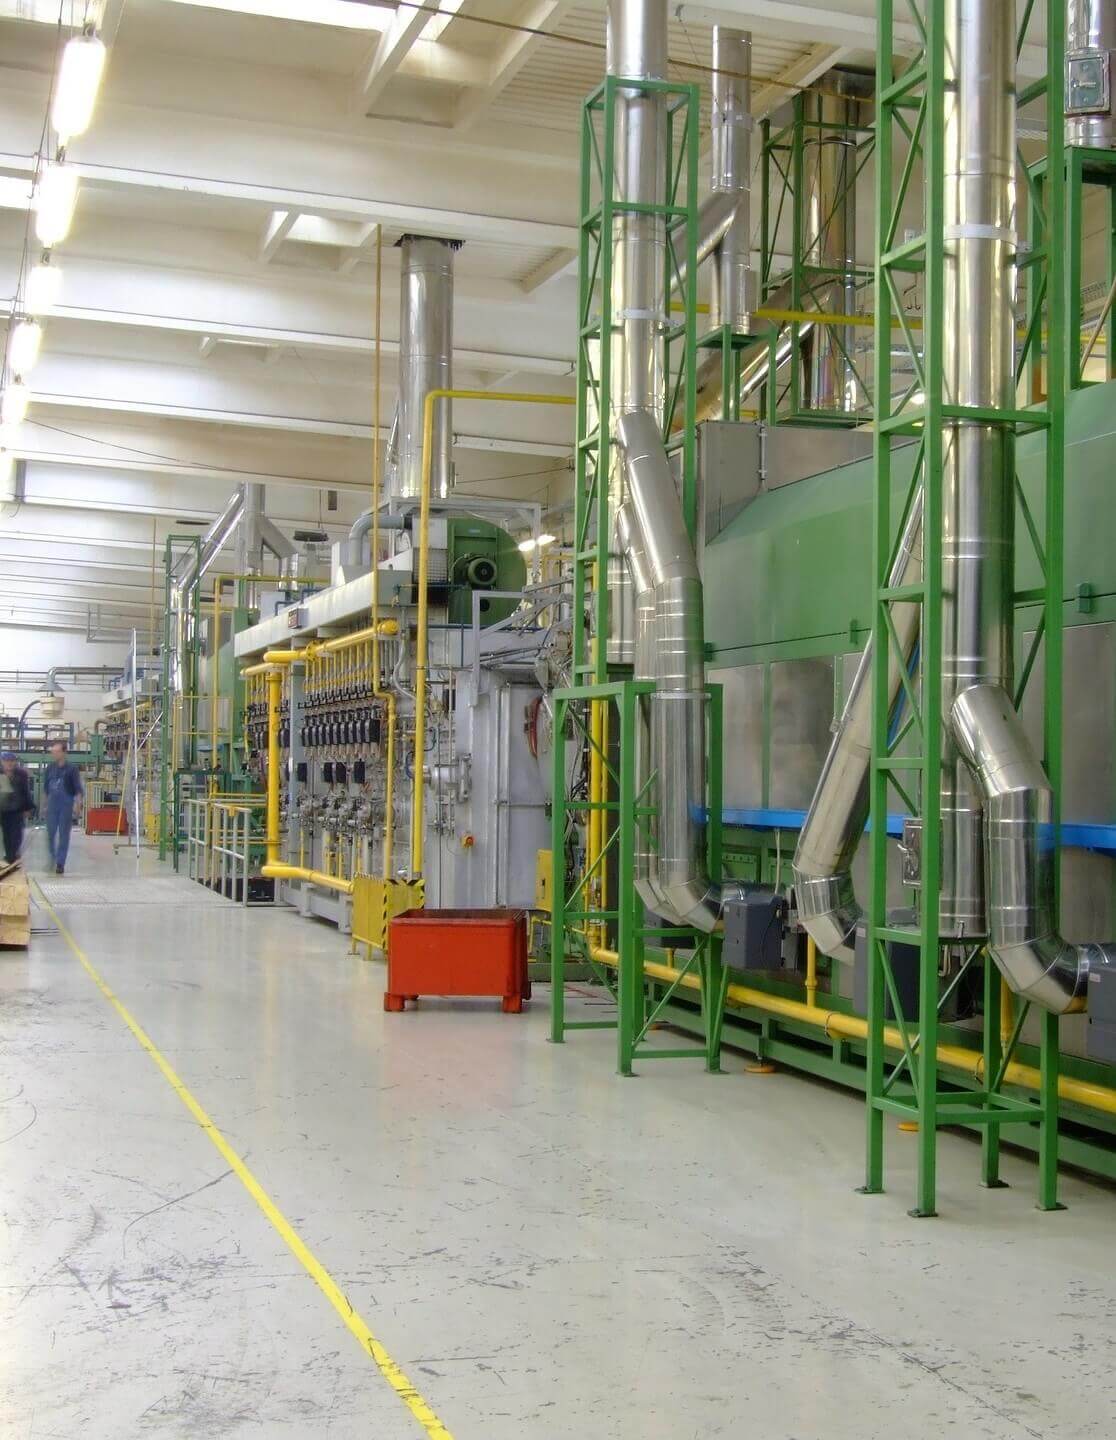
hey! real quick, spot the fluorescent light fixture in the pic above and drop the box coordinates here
[517,537,537,553]
[26,260,62,316]
[537,533,557,547]
[52,33,108,143]
[1,383,29,427]
[35,163,79,247]
[9,321,43,376]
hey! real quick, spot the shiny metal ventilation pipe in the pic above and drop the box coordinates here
[395,235,457,502]
[1066,0,1116,146]
[938,0,1016,938]
[801,79,859,411]
[792,491,923,961]
[952,686,1112,1012]
[605,0,669,663]
[620,410,746,931]
[710,28,752,331]
[943,0,1116,1012]
[616,498,664,912]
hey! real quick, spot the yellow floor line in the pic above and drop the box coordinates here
[33,881,455,1440]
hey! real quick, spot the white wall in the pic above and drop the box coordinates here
[0,628,130,738]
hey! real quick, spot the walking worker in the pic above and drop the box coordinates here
[44,740,83,875]
[0,752,34,865]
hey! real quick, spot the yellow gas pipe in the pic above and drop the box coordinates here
[588,945,1116,1119]
[245,622,398,893]
[411,387,575,878]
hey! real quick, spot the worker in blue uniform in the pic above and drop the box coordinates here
[44,740,83,875]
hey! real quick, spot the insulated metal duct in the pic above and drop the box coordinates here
[792,492,923,961]
[1066,0,1116,146]
[710,28,753,331]
[952,686,1113,1012]
[943,0,1116,1012]
[801,80,859,412]
[395,235,457,502]
[605,0,669,664]
[620,409,746,931]
[938,0,1016,937]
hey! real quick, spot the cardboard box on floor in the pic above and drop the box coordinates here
[0,863,30,948]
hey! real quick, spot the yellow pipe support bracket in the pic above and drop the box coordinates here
[412,387,575,880]
[588,946,1116,1120]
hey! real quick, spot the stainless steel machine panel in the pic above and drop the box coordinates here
[770,658,834,809]
[711,663,763,808]
[1019,621,1116,825]
[763,424,873,491]
[698,421,761,545]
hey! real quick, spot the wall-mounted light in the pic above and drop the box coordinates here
[34,162,79,247]
[1,383,30,427]
[51,32,107,144]
[9,320,42,376]
[26,259,62,316]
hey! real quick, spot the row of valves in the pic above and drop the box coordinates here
[300,705,382,753]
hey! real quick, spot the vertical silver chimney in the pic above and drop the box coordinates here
[709,27,753,332]
[395,235,458,502]
[605,0,669,663]
[801,80,859,411]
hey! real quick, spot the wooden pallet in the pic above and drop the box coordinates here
[0,863,30,948]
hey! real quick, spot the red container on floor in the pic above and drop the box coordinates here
[85,806,128,836]
[385,908,530,1013]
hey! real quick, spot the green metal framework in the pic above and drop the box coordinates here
[865,0,1067,1216]
[570,75,701,685]
[758,97,876,425]
[1030,146,1116,390]
[551,76,727,1073]
[549,680,728,1074]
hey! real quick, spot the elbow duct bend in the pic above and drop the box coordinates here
[792,489,924,961]
[951,683,1115,1015]
[618,409,746,932]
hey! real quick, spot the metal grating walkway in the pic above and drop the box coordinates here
[33,877,230,909]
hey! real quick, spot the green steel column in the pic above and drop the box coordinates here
[550,693,569,1044]
[616,686,639,1076]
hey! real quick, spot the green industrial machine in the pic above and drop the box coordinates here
[445,517,527,627]
[549,0,1116,1207]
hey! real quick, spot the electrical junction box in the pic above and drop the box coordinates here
[534,849,553,913]
[1087,962,1116,1064]
[722,888,787,971]
[1066,50,1111,114]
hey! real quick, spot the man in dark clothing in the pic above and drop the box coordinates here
[44,740,82,875]
[0,751,35,865]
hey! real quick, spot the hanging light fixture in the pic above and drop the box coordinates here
[26,258,62,316]
[9,320,43,376]
[1,383,30,427]
[51,31,107,144]
[34,162,79,248]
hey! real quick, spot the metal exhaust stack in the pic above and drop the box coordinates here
[792,493,923,960]
[605,0,669,664]
[709,27,753,332]
[944,0,1115,1011]
[801,78,859,412]
[394,234,458,503]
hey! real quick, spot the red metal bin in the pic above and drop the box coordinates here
[385,908,530,1013]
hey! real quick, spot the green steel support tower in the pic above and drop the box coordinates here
[865,0,1067,1215]
[550,74,728,1075]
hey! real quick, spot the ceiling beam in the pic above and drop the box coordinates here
[750,43,849,122]
[23,392,572,456]
[519,247,577,295]
[43,304,573,374]
[0,152,579,252]
[454,0,578,130]
[361,1,438,111]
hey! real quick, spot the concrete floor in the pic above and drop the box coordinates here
[2,832,1115,1440]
